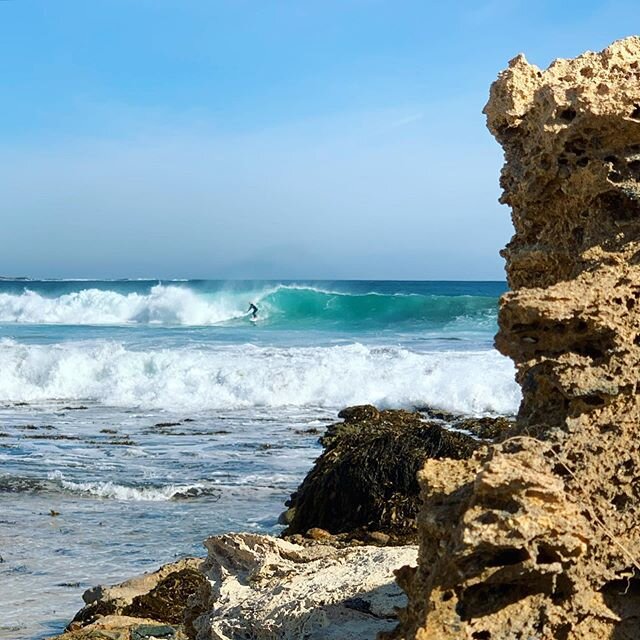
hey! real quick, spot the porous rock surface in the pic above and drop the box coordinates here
[194,533,417,640]
[388,37,640,639]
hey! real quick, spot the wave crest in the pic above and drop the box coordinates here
[0,284,498,329]
[0,285,244,325]
[0,473,222,501]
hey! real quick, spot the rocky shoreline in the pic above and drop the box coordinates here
[46,35,640,640]
[48,406,511,640]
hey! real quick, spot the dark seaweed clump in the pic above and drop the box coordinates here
[281,405,512,543]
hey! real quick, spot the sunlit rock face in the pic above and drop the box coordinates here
[386,37,640,640]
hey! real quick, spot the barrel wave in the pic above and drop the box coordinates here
[0,282,500,330]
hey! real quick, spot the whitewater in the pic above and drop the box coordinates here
[0,279,518,640]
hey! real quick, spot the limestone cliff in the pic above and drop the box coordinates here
[388,37,640,640]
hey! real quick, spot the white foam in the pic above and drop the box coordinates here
[0,285,249,325]
[47,471,216,501]
[0,338,520,415]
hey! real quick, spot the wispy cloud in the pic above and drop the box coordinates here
[389,112,424,129]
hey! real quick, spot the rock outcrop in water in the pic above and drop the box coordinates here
[51,407,509,640]
[281,405,511,544]
[388,37,640,640]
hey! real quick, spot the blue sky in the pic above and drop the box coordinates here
[1,0,638,279]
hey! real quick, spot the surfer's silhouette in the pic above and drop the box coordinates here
[248,303,258,320]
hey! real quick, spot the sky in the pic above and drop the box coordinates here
[1,1,639,279]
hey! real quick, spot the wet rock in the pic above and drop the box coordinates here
[130,624,177,639]
[337,404,380,423]
[24,434,81,440]
[282,406,487,542]
[67,558,206,631]
[53,616,187,640]
[452,415,514,440]
[277,507,295,525]
[123,569,209,625]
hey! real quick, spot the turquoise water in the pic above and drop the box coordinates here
[0,280,518,639]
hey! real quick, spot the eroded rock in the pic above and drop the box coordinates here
[194,533,417,640]
[389,37,640,640]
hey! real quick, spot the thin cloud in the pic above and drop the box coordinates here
[389,113,425,129]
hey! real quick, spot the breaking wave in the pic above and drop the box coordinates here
[0,284,498,330]
[0,338,519,415]
[0,473,222,501]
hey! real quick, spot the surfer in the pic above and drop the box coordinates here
[248,303,258,320]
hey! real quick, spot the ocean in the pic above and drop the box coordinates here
[0,279,520,639]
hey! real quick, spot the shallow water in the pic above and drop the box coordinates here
[0,280,519,639]
[0,403,331,639]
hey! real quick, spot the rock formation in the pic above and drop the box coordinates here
[51,406,510,640]
[194,533,416,640]
[51,534,417,640]
[59,558,209,640]
[388,37,640,640]
[281,405,510,543]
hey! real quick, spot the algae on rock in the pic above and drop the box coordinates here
[281,405,508,543]
[389,36,640,640]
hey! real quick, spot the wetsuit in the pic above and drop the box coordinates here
[248,303,258,319]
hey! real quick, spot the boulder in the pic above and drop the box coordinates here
[194,533,417,640]
[64,558,209,637]
[282,406,510,542]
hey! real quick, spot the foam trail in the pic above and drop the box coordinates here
[40,472,220,501]
[60,480,218,501]
[0,339,520,415]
